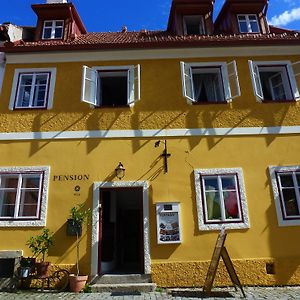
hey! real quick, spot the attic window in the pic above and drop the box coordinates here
[42,20,64,39]
[183,15,205,35]
[237,15,260,33]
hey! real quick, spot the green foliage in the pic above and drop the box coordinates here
[26,228,54,262]
[70,203,91,225]
[81,283,92,293]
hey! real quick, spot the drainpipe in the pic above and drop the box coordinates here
[0,52,6,95]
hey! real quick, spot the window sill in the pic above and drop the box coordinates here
[94,104,130,109]
[192,101,228,105]
[0,219,45,227]
[261,99,296,103]
[13,107,48,110]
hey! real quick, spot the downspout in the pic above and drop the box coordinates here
[0,52,6,96]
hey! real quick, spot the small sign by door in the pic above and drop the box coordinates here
[156,203,181,244]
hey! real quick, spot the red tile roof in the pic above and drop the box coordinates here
[1,28,300,53]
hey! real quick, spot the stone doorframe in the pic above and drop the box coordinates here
[90,181,151,276]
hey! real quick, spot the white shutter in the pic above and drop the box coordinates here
[128,64,141,106]
[180,61,197,103]
[226,60,241,101]
[288,61,300,101]
[248,60,264,102]
[81,65,98,105]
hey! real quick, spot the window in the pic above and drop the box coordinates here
[0,166,49,227]
[42,20,64,40]
[237,14,260,33]
[249,61,300,102]
[194,168,249,231]
[9,68,56,110]
[181,61,240,104]
[81,65,140,107]
[269,166,300,226]
[183,15,205,35]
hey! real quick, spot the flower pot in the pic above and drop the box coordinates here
[35,261,50,278]
[67,219,82,236]
[69,274,88,292]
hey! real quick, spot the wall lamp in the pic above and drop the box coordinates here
[115,162,125,180]
[155,140,171,173]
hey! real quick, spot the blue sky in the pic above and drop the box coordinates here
[0,0,299,32]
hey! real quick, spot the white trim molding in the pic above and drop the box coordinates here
[0,126,300,141]
[91,180,151,276]
[269,165,300,227]
[0,166,50,227]
[5,45,300,64]
[194,168,250,231]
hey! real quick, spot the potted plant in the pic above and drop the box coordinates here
[68,203,91,292]
[26,228,54,278]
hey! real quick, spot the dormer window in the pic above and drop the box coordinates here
[42,20,64,39]
[183,15,205,35]
[237,15,260,33]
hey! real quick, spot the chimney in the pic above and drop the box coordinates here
[46,0,68,3]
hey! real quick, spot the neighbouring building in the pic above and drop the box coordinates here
[0,0,300,288]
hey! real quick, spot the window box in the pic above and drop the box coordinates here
[9,68,56,110]
[249,60,300,102]
[81,65,141,107]
[180,61,240,104]
[269,166,300,226]
[237,14,260,33]
[0,166,50,227]
[194,168,250,231]
[183,15,205,35]
[42,20,64,40]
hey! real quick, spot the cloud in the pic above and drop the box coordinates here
[270,7,300,26]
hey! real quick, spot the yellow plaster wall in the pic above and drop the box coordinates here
[0,134,300,284]
[0,54,300,133]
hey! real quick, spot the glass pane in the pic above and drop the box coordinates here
[22,176,40,188]
[296,173,300,185]
[279,174,294,187]
[17,85,31,107]
[205,191,221,220]
[282,189,299,216]
[18,190,39,217]
[221,176,236,190]
[33,85,46,106]
[203,177,218,190]
[35,74,48,85]
[239,21,248,33]
[238,16,246,21]
[250,21,259,32]
[223,191,239,219]
[43,28,52,39]
[0,191,17,217]
[44,21,53,27]
[54,28,63,38]
[55,21,63,26]
[0,176,18,188]
[20,75,33,85]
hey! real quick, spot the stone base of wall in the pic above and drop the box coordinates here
[151,258,300,288]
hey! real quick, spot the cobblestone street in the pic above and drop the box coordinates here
[0,287,300,299]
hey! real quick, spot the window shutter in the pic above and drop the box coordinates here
[288,61,300,101]
[248,60,264,102]
[81,65,98,105]
[226,60,241,101]
[180,62,196,103]
[128,64,141,106]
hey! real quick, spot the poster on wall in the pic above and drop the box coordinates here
[156,203,181,244]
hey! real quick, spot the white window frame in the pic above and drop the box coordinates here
[9,68,56,110]
[194,168,250,231]
[0,53,5,96]
[180,61,240,104]
[183,15,205,35]
[237,14,260,33]
[248,60,300,102]
[269,165,300,227]
[42,20,64,40]
[0,166,50,227]
[81,65,140,107]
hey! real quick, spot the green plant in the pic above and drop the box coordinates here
[81,283,92,293]
[26,228,54,262]
[69,203,91,276]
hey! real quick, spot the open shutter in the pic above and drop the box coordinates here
[248,60,264,102]
[226,60,241,101]
[128,64,141,106]
[180,62,196,103]
[81,65,98,105]
[288,61,300,101]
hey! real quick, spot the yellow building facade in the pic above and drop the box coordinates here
[0,0,300,288]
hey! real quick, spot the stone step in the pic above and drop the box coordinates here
[93,274,152,284]
[91,282,157,293]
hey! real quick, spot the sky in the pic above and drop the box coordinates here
[0,0,299,33]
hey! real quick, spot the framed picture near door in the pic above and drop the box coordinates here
[156,203,182,244]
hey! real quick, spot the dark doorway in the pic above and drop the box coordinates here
[99,187,144,274]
